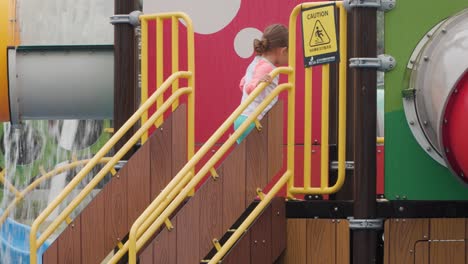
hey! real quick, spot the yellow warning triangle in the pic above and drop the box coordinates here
[309,20,331,47]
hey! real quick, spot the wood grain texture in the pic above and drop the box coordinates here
[267,102,284,182]
[430,218,465,240]
[152,225,177,264]
[384,220,390,264]
[58,218,81,264]
[387,219,429,264]
[42,239,58,263]
[430,241,465,264]
[414,241,429,264]
[245,114,268,205]
[221,141,246,231]
[271,198,286,262]
[172,104,188,175]
[139,245,153,264]
[126,140,151,225]
[284,219,307,264]
[80,193,106,264]
[199,177,224,258]
[176,193,201,264]
[150,114,173,199]
[306,219,336,264]
[336,220,350,264]
[223,231,251,264]
[250,204,272,264]
[103,171,128,248]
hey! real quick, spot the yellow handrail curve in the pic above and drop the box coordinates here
[109,67,294,264]
[0,169,22,198]
[29,72,193,264]
[0,158,112,227]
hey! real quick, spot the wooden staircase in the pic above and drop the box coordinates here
[42,101,286,263]
[42,105,188,264]
[137,102,285,264]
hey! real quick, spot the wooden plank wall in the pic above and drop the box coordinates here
[385,218,467,264]
[43,105,187,264]
[139,102,285,263]
[277,219,350,264]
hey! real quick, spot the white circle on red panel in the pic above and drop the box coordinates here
[146,0,241,34]
[234,27,263,58]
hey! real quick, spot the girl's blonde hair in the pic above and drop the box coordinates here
[253,24,288,55]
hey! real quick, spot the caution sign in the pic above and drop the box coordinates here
[301,4,339,67]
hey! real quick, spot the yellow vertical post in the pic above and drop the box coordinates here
[336,5,348,190]
[156,17,164,127]
[303,67,312,189]
[141,19,149,143]
[287,6,299,198]
[320,64,330,190]
[186,15,196,190]
[171,17,179,111]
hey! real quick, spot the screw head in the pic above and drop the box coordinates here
[423,56,429,61]
[409,121,415,125]
[398,206,405,212]
[334,207,339,212]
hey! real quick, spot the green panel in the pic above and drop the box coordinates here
[384,1,468,200]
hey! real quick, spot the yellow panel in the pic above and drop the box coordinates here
[0,0,11,121]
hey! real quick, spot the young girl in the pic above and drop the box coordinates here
[234,24,289,144]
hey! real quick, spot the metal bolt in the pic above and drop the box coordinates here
[454,89,458,94]
[337,220,341,223]
[332,219,336,223]
[117,237,121,241]
[334,207,338,212]
[377,149,381,153]
[71,224,75,228]
[262,240,266,243]
[461,173,465,178]
[409,249,414,254]
[312,149,316,153]
[160,127,163,131]
[116,175,120,179]
[409,60,414,64]
[402,196,407,200]
[402,219,406,222]
[423,235,428,239]
[396,219,399,222]
[423,121,428,126]
[277,211,280,216]
[254,240,258,244]
[423,56,429,61]
[426,147,432,152]
[395,195,400,199]
[212,149,216,153]
[426,33,432,38]
[398,206,405,212]
[409,121,415,125]
[444,119,448,124]
[441,28,447,33]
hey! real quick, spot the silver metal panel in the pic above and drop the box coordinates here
[411,9,468,154]
[18,0,113,45]
[9,48,113,122]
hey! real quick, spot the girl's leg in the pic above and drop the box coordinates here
[234,115,256,144]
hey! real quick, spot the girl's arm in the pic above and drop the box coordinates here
[244,62,274,94]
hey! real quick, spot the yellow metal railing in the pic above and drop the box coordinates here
[141,12,195,144]
[288,2,348,195]
[0,158,112,228]
[109,66,295,264]
[29,12,195,264]
[208,2,348,262]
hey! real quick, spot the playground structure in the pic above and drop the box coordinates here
[0,0,466,263]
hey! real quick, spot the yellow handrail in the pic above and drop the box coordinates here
[29,72,193,264]
[208,171,292,264]
[0,158,112,227]
[109,67,294,264]
[141,12,195,145]
[206,2,348,262]
[0,169,21,198]
[288,1,348,195]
